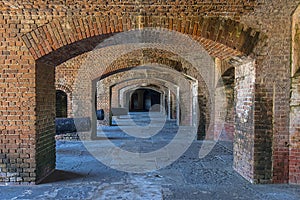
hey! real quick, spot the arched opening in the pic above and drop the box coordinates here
[96,63,197,127]
[34,28,239,184]
[56,90,68,118]
[129,88,161,112]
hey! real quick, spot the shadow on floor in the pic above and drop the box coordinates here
[40,170,85,184]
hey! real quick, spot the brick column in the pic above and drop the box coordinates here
[0,18,40,184]
[167,90,171,119]
[234,57,277,184]
[233,58,256,183]
[96,81,110,126]
[35,61,56,182]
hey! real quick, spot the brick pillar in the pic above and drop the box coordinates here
[179,83,192,126]
[234,57,278,184]
[0,55,37,184]
[0,24,40,184]
[233,58,256,183]
[0,57,56,184]
[111,86,119,108]
[197,94,207,139]
[167,90,171,119]
[35,61,56,182]
[96,81,110,125]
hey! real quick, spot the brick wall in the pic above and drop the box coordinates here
[55,54,86,118]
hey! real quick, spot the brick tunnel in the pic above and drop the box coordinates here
[0,0,300,190]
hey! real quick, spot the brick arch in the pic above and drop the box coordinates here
[99,48,211,135]
[55,84,73,118]
[96,65,184,124]
[100,48,207,91]
[21,15,262,62]
[98,48,197,81]
[122,85,167,109]
[123,85,167,113]
[113,79,172,94]
[123,85,167,96]
[91,47,209,110]
[117,82,170,91]
[97,64,194,126]
[108,76,183,124]
[55,83,72,94]
[112,78,176,105]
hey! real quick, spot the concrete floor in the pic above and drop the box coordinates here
[1,112,300,200]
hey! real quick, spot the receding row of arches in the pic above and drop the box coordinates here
[2,6,300,186]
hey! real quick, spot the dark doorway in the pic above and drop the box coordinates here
[129,89,161,112]
[56,90,68,118]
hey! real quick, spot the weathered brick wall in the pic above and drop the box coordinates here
[170,92,177,119]
[96,79,110,125]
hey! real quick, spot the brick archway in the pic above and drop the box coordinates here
[96,63,195,128]
[22,15,261,64]
[2,12,276,185]
[111,78,179,123]
[95,48,211,130]
[24,17,260,184]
